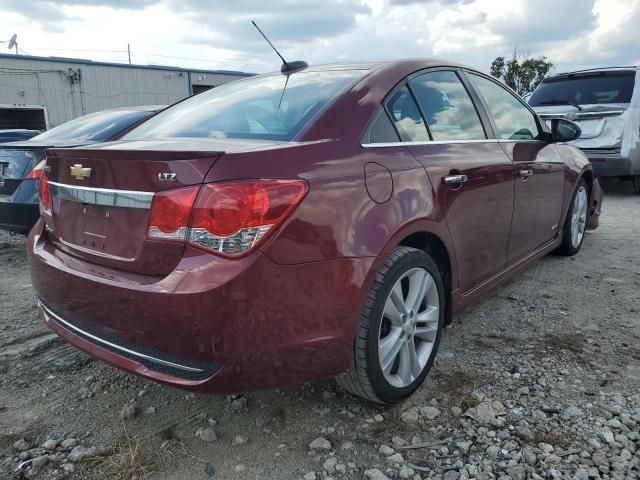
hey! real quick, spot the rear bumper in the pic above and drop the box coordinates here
[0,199,39,234]
[584,152,638,177]
[28,221,373,393]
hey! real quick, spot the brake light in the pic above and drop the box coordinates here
[147,186,199,241]
[26,159,47,179]
[189,180,306,257]
[38,174,52,213]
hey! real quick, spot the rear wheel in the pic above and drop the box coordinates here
[556,179,589,256]
[336,246,445,404]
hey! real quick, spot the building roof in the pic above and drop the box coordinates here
[0,53,254,76]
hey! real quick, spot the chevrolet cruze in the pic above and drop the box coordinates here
[28,60,602,403]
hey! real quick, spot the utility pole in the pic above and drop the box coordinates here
[127,44,131,64]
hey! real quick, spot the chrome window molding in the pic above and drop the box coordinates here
[361,139,544,148]
[39,301,204,373]
[48,181,153,209]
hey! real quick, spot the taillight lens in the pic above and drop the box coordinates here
[26,159,47,179]
[38,174,52,213]
[189,180,307,257]
[147,186,199,241]
[146,180,307,257]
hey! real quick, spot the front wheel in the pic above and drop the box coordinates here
[556,179,589,256]
[336,247,445,404]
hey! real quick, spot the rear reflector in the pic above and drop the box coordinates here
[146,180,307,257]
[38,174,52,213]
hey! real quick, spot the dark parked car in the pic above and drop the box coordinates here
[0,129,40,142]
[28,60,602,404]
[0,106,163,233]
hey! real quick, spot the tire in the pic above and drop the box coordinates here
[336,246,445,404]
[556,178,589,256]
[633,175,640,194]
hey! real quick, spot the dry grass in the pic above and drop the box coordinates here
[542,334,585,353]
[458,393,481,411]
[437,369,477,394]
[101,434,152,480]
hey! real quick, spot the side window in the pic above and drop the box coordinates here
[384,86,429,142]
[409,71,486,141]
[364,107,400,144]
[467,73,541,140]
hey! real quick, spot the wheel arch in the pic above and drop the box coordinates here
[397,231,454,325]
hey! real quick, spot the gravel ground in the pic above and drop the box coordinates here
[1,179,639,480]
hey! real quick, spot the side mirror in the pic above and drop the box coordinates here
[551,118,581,143]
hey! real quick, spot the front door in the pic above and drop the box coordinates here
[501,141,565,261]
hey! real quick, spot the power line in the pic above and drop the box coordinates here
[138,51,265,68]
[19,45,265,69]
[27,46,128,53]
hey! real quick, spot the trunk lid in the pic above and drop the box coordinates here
[43,139,277,275]
[533,104,628,149]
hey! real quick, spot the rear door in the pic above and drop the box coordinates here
[389,69,515,292]
[465,73,565,263]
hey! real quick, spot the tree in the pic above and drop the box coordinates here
[490,50,553,96]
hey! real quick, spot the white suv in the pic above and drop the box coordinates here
[529,66,639,192]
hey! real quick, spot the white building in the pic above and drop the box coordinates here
[0,53,252,130]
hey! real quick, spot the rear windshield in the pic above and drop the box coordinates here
[123,70,364,142]
[529,71,636,106]
[34,110,154,143]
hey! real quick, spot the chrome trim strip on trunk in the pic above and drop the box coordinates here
[48,181,154,209]
[39,301,203,373]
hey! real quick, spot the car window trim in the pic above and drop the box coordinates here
[454,69,496,139]
[362,66,501,147]
[382,83,432,142]
[408,69,490,141]
[404,82,433,141]
[360,105,401,144]
[460,69,544,142]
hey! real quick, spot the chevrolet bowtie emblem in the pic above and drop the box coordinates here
[70,164,91,180]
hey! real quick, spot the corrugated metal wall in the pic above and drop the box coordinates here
[0,56,250,128]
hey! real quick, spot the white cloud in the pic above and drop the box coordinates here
[0,0,637,74]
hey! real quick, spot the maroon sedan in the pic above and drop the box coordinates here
[28,60,602,404]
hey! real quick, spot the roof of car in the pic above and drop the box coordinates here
[265,59,475,75]
[548,66,639,79]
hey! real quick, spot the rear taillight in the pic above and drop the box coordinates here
[189,180,307,257]
[146,180,307,257]
[147,186,199,242]
[26,159,47,179]
[38,174,52,213]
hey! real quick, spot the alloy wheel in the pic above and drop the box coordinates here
[570,185,588,249]
[377,267,439,388]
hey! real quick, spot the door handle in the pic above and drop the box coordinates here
[518,169,533,179]
[443,174,468,185]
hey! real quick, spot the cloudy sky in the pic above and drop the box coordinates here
[0,0,638,75]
